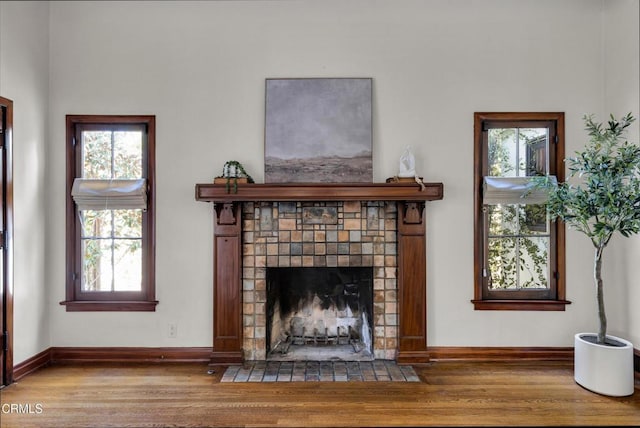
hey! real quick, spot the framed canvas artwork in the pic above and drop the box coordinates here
[264,78,373,183]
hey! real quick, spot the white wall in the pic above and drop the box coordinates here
[603,0,640,347]
[43,0,612,350]
[0,0,622,353]
[0,1,50,364]
[10,0,639,365]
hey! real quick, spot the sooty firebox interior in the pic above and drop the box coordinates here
[266,267,374,361]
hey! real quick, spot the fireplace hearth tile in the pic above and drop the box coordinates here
[220,361,420,383]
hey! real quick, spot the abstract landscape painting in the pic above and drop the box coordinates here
[265,78,373,183]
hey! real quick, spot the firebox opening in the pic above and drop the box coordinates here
[266,267,374,361]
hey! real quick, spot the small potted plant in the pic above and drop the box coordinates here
[537,112,639,396]
[215,160,254,193]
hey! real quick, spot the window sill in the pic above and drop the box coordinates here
[60,300,158,312]
[471,299,571,311]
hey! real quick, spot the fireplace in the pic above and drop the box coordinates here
[195,182,444,365]
[266,267,374,361]
[241,200,398,361]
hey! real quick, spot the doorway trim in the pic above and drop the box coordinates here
[0,96,14,387]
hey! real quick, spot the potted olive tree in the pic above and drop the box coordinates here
[537,113,639,396]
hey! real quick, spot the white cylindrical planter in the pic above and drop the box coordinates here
[574,333,634,397]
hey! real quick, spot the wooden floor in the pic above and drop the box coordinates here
[0,361,639,427]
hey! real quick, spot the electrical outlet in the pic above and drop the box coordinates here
[168,322,177,338]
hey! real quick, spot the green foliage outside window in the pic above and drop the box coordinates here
[81,130,143,292]
[486,128,550,291]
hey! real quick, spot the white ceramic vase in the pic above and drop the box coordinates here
[574,333,634,397]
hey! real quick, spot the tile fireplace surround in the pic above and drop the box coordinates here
[195,182,444,365]
[245,200,394,361]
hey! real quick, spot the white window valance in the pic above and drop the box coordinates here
[72,178,147,211]
[482,176,556,205]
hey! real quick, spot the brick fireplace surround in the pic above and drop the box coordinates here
[195,182,444,365]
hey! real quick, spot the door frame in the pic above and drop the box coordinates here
[0,96,14,387]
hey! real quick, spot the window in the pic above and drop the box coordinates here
[473,112,569,310]
[63,115,157,311]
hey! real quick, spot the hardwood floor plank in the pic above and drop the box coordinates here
[0,361,638,427]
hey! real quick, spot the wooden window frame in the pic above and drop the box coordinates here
[62,115,157,311]
[472,112,570,311]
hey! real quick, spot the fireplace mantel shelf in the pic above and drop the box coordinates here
[195,182,444,203]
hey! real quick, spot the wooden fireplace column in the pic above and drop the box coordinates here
[211,202,243,364]
[396,201,428,364]
[196,182,444,365]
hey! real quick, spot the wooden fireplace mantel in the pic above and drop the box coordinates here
[195,181,444,365]
[195,181,444,203]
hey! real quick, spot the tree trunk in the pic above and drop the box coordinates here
[594,246,607,344]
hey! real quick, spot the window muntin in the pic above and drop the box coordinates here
[82,129,143,179]
[488,128,549,177]
[473,113,567,310]
[80,209,142,292]
[485,127,551,293]
[79,128,144,293]
[486,203,550,291]
[64,116,156,311]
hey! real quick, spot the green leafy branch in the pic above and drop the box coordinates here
[535,113,640,344]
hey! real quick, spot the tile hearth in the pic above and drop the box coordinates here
[220,360,420,382]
